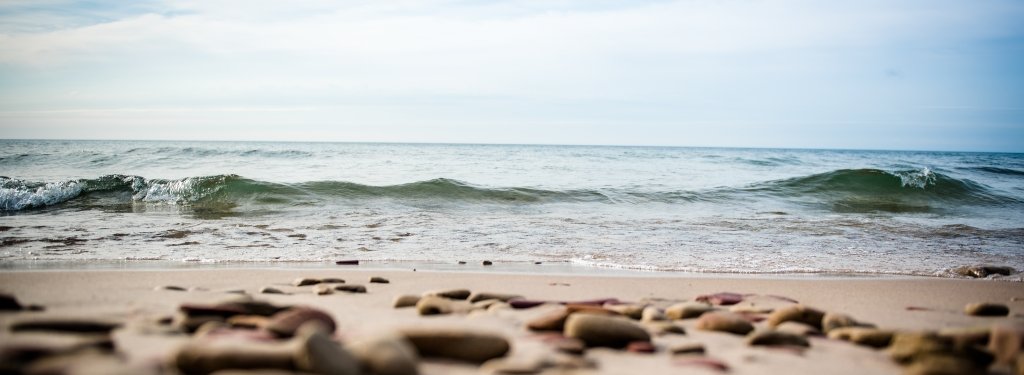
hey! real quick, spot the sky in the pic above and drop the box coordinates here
[0,0,1023,152]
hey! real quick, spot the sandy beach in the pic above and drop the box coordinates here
[1,267,1021,374]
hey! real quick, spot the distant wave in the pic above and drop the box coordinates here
[969,166,1024,176]
[1,168,1018,214]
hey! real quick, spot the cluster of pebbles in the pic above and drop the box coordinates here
[1,277,1023,375]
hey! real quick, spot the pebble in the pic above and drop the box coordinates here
[509,300,547,309]
[334,284,367,293]
[604,304,645,320]
[259,287,284,294]
[458,261,467,265]
[694,312,755,335]
[469,292,524,303]
[965,302,1010,316]
[665,302,714,320]
[393,295,421,308]
[313,285,334,295]
[424,289,471,300]
[766,305,825,330]
[821,312,870,333]
[775,321,822,337]
[746,330,811,347]
[1,293,23,311]
[695,292,744,306]
[527,305,617,331]
[564,314,651,348]
[416,296,457,316]
[322,278,345,283]
[483,260,493,266]
[641,306,667,322]
[293,325,362,375]
[292,278,321,287]
[669,342,706,355]
[156,285,187,291]
[401,328,510,363]
[827,327,895,348]
[265,307,336,337]
[9,317,122,333]
[369,277,390,284]
[988,323,1024,365]
[335,260,359,265]
[173,340,296,375]
[347,334,419,375]
[626,341,657,353]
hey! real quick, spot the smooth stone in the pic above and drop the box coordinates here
[645,321,687,335]
[952,265,1016,278]
[347,335,419,375]
[821,312,871,333]
[526,305,618,331]
[292,278,321,287]
[604,304,645,320]
[369,277,389,284]
[564,314,651,348]
[334,285,367,293]
[401,328,510,363]
[322,278,345,283]
[156,285,187,291]
[9,317,122,333]
[827,327,894,348]
[313,285,334,295]
[903,354,985,375]
[469,292,524,303]
[988,324,1024,365]
[482,260,493,266]
[965,302,1009,316]
[416,296,457,316]
[665,302,714,320]
[173,340,296,375]
[480,354,547,374]
[775,321,822,337]
[889,332,992,367]
[180,303,248,318]
[335,260,359,265]
[226,315,269,329]
[626,341,656,353]
[259,287,285,295]
[458,261,467,265]
[767,305,825,330]
[641,306,666,322]
[1,293,23,311]
[694,312,754,335]
[424,289,471,300]
[695,292,744,306]
[293,326,362,375]
[226,300,288,317]
[746,330,810,347]
[508,300,547,309]
[669,342,706,355]
[266,308,336,338]
[392,295,421,309]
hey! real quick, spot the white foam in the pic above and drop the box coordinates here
[0,179,84,210]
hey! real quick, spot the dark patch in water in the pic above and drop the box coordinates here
[167,241,200,246]
[158,230,191,239]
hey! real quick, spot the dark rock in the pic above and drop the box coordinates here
[424,289,471,300]
[180,303,248,318]
[665,302,714,320]
[746,330,810,347]
[827,327,894,348]
[393,295,421,308]
[293,326,362,375]
[952,265,1016,278]
[564,314,651,348]
[468,292,523,303]
[173,340,296,375]
[227,300,288,316]
[694,312,754,335]
[156,285,187,291]
[416,296,469,316]
[334,284,367,293]
[265,307,336,338]
[174,313,225,333]
[509,300,547,309]
[322,278,345,283]
[695,292,744,306]
[347,334,419,375]
[482,260,493,266]
[939,326,990,348]
[259,287,285,295]
[369,277,389,284]
[0,293,23,311]
[964,302,1009,316]
[292,278,320,286]
[9,317,122,333]
[458,261,466,265]
[335,260,359,265]
[669,342,706,355]
[401,328,510,363]
[767,305,825,330]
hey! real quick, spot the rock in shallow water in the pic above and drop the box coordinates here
[400,328,510,363]
[564,314,651,348]
[694,312,754,335]
[964,302,1009,316]
[952,265,1016,278]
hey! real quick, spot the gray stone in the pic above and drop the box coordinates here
[369,277,389,284]
[259,287,285,295]
[334,285,367,294]
[694,312,754,335]
[665,302,713,320]
[564,314,651,348]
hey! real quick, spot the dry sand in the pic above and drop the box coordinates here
[1,268,1022,374]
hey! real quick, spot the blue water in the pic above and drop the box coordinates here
[1,140,1022,276]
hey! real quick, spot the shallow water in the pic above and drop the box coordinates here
[1,140,1022,276]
